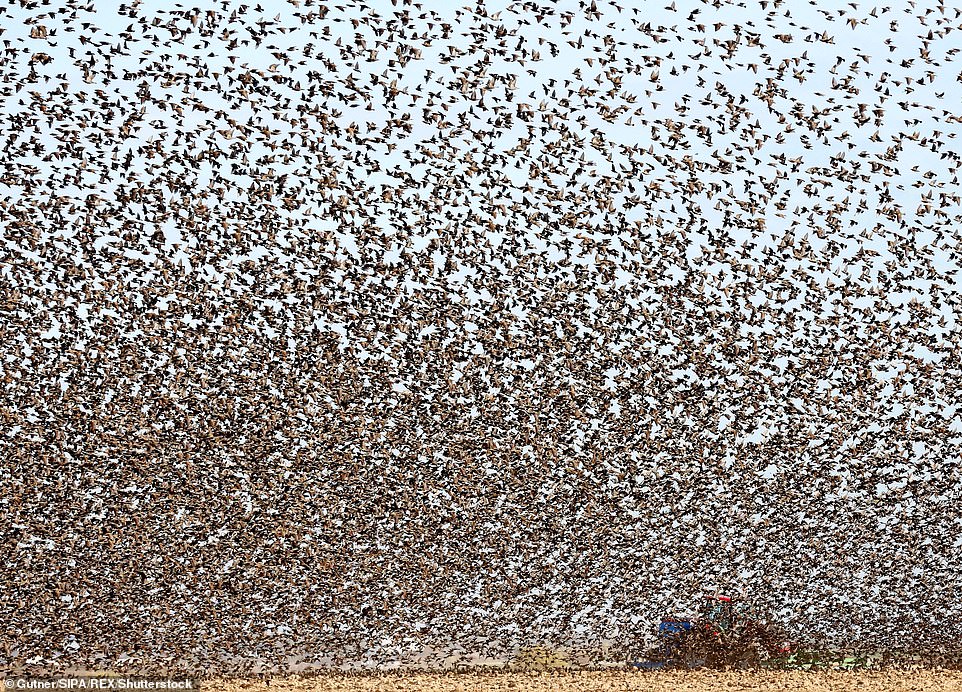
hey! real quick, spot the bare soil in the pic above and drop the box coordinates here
[202,670,962,692]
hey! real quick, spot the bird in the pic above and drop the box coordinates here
[1,0,961,679]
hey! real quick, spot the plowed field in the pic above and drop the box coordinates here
[203,670,962,692]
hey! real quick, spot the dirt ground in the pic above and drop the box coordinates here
[202,670,962,692]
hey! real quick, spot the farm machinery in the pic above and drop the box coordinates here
[633,594,793,669]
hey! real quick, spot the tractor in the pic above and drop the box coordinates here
[633,594,793,669]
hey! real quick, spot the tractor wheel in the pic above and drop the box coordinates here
[677,624,724,668]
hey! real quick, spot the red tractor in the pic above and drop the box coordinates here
[635,594,793,669]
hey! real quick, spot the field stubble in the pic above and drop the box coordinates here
[203,670,962,692]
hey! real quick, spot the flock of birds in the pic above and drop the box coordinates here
[3,0,962,676]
